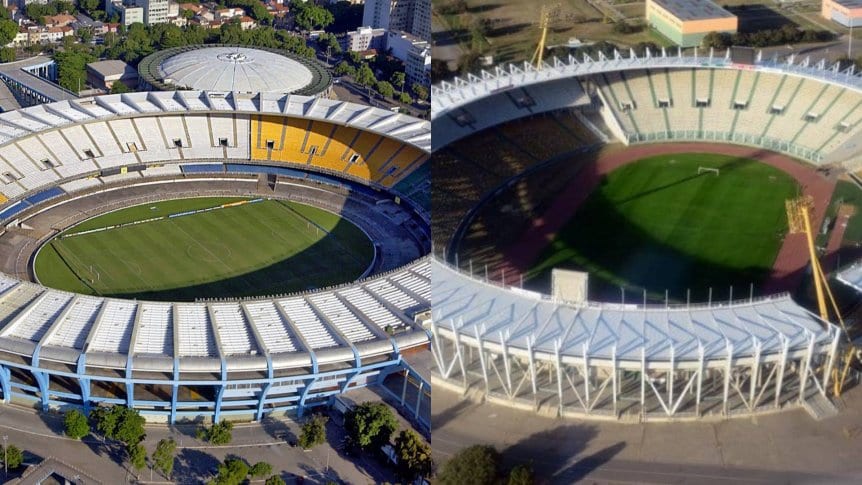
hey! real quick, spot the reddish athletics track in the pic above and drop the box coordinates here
[495,143,836,295]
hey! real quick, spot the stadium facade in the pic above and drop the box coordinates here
[430,48,856,420]
[0,91,431,423]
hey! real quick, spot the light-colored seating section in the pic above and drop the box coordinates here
[308,293,375,343]
[176,304,216,357]
[4,291,73,341]
[279,298,339,349]
[244,301,297,354]
[47,296,103,349]
[365,279,418,310]
[598,68,862,162]
[88,300,137,353]
[134,302,173,355]
[211,303,257,356]
[340,287,403,331]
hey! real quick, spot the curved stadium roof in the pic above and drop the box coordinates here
[431,261,836,365]
[139,45,332,96]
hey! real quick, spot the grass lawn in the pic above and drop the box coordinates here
[526,153,799,301]
[35,197,373,301]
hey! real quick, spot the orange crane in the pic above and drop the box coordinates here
[531,3,560,69]
[786,195,859,396]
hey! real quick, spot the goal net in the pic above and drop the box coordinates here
[698,166,720,176]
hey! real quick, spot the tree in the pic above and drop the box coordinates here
[393,429,433,483]
[152,438,177,479]
[334,61,355,77]
[0,444,23,470]
[431,58,450,83]
[376,80,395,98]
[110,80,130,94]
[298,413,328,449]
[438,445,501,485]
[197,420,233,445]
[209,457,249,485]
[412,83,428,102]
[90,405,146,447]
[507,463,534,485]
[54,49,96,92]
[390,71,406,95]
[291,1,334,31]
[64,409,90,439]
[264,476,286,485]
[701,31,730,49]
[128,443,147,472]
[344,402,398,451]
[399,92,412,104]
[355,63,376,88]
[0,19,17,46]
[249,461,272,478]
[0,47,14,63]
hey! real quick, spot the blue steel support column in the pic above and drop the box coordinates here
[30,345,49,411]
[170,357,179,424]
[0,366,10,404]
[213,356,227,423]
[297,352,319,418]
[125,354,134,408]
[339,346,362,393]
[77,354,90,412]
[33,371,49,411]
[376,338,403,384]
[255,354,274,421]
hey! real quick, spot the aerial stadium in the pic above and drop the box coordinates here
[430,47,862,421]
[0,90,431,424]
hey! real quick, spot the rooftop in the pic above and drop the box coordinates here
[833,0,862,7]
[87,59,135,78]
[651,0,736,21]
[146,45,330,95]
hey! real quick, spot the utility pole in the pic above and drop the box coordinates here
[3,435,7,476]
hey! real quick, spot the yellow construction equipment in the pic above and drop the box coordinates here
[786,195,858,396]
[531,3,560,70]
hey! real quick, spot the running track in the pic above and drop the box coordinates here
[499,143,836,295]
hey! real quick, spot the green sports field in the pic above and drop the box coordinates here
[526,153,800,301]
[35,197,374,301]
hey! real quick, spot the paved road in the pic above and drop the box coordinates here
[0,396,402,484]
[433,381,862,483]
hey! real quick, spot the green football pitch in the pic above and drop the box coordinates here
[35,197,374,301]
[526,153,800,301]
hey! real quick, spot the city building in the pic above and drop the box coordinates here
[387,31,430,88]
[342,26,387,53]
[822,0,862,27]
[107,1,145,26]
[362,0,430,42]
[139,0,169,25]
[645,0,738,48]
[86,60,139,91]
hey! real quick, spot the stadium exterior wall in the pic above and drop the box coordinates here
[0,93,431,423]
[430,260,841,421]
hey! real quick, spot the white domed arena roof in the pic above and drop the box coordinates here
[158,46,315,93]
